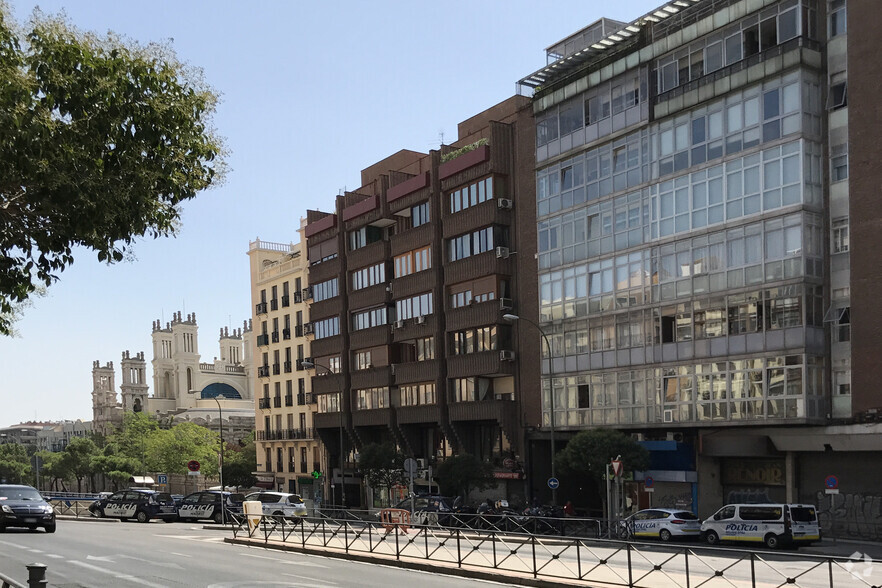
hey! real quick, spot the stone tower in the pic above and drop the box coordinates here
[91,360,121,436]
[120,350,149,414]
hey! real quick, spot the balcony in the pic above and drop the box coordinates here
[282,295,290,308]
[272,331,280,343]
[294,291,303,304]
[256,334,270,347]
[282,361,291,374]
[256,428,315,441]
[272,363,281,375]
[295,325,303,338]
[282,328,291,340]
[270,299,279,311]
[256,302,268,315]
[258,365,270,378]
[285,394,294,407]
[258,397,271,409]
[273,396,282,408]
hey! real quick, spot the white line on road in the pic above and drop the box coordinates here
[169,552,192,558]
[45,554,64,559]
[0,541,29,550]
[68,561,168,588]
[281,572,337,586]
[29,549,44,553]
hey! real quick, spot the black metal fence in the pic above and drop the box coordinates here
[230,514,881,588]
[0,564,47,588]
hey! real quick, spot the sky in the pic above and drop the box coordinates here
[1,0,664,427]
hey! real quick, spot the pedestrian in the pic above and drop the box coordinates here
[564,500,575,517]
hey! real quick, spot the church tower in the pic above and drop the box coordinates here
[120,350,149,414]
[91,360,121,436]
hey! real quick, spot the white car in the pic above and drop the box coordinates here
[244,491,308,522]
[618,508,702,541]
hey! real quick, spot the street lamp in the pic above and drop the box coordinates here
[503,313,557,506]
[188,390,226,524]
[300,360,345,508]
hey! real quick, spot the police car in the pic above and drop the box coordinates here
[618,508,701,541]
[243,491,308,522]
[177,491,244,524]
[701,503,820,549]
[90,488,178,523]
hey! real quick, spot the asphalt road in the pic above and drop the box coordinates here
[0,519,511,587]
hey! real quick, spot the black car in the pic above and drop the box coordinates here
[177,491,244,523]
[90,488,178,523]
[0,485,56,533]
[387,495,457,526]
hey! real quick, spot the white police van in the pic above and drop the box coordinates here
[701,503,819,549]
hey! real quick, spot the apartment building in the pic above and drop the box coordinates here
[519,0,881,516]
[302,96,540,507]
[248,222,323,499]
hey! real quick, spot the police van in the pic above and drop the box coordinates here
[177,490,244,524]
[701,503,819,549]
[91,488,178,523]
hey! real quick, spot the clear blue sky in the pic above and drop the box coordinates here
[1,0,663,426]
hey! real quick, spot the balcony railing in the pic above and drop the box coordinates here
[273,396,282,408]
[282,328,291,340]
[256,334,270,347]
[258,366,270,378]
[256,428,315,441]
[285,394,293,407]
[256,302,268,315]
[272,331,280,343]
[295,325,303,337]
[272,363,281,375]
[258,397,271,409]
[283,361,292,373]
[282,295,290,308]
[270,299,278,311]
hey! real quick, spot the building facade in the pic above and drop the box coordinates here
[248,223,323,499]
[520,0,881,518]
[303,96,541,507]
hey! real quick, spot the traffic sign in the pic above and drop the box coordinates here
[644,476,654,488]
[403,458,418,475]
[187,460,201,472]
[825,475,839,494]
[157,474,168,485]
[547,477,560,490]
[611,458,623,477]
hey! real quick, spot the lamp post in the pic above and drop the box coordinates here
[188,390,225,524]
[301,360,345,508]
[503,313,557,506]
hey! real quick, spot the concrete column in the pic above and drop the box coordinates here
[785,451,796,503]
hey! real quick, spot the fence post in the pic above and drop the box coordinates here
[750,551,756,588]
[456,528,462,568]
[531,533,537,578]
[627,543,633,588]
[26,563,47,588]
[684,547,690,588]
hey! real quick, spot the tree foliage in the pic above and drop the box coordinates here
[223,433,257,490]
[0,5,225,335]
[556,429,650,487]
[0,442,31,483]
[435,454,496,500]
[144,421,219,476]
[358,443,405,507]
[57,436,97,493]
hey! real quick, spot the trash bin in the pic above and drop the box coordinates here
[244,500,262,534]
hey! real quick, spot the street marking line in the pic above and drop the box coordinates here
[29,549,44,553]
[68,561,167,588]
[169,552,192,558]
[45,554,64,559]
[281,572,337,586]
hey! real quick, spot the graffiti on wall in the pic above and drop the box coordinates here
[654,491,693,510]
[815,491,882,541]
[726,488,774,504]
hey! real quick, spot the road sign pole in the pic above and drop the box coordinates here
[605,463,612,537]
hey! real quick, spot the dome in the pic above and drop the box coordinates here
[199,383,242,399]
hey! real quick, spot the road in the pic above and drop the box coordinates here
[0,519,509,587]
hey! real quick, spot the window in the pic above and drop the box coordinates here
[448,227,505,262]
[830,0,847,37]
[355,387,390,410]
[585,94,610,125]
[451,377,493,402]
[396,293,433,320]
[400,383,436,406]
[451,326,506,354]
[349,225,383,250]
[394,246,431,278]
[449,277,500,309]
[312,278,338,302]
[354,350,372,370]
[412,202,430,227]
[317,392,340,413]
[831,145,848,182]
[352,263,386,290]
[832,218,849,253]
[829,73,847,110]
[313,317,340,340]
[449,177,494,213]
[352,306,388,331]
[398,337,434,362]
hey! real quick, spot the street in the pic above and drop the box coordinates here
[0,519,505,587]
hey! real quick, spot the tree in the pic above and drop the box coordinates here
[58,436,98,493]
[556,429,650,512]
[0,5,225,335]
[358,443,405,507]
[223,433,257,490]
[90,452,141,491]
[435,454,496,501]
[0,443,31,483]
[145,421,219,476]
[106,412,159,473]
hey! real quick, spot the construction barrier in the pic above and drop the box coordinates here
[379,508,410,534]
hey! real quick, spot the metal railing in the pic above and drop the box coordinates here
[230,513,879,588]
[0,564,46,588]
[46,496,96,518]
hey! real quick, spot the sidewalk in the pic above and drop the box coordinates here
[802,537,882,560]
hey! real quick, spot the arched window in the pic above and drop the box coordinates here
[187,368,192,394]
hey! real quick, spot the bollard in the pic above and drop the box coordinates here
[26,563,47,588]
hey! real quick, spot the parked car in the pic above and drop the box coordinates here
[243,491,307,522]
[89,488,178,523]
[177,491,244,523]
[701,503,819,548]
[0,485,56,533]
[618,508,701,541]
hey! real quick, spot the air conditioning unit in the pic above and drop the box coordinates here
[415,458,427,469]
[415,315,427,325]
[303,323,314,335]
[394,320,405,329]
[667,432,684,442]
[495,246,510,259]
[631,433,645,442]
[497,198,513,210]
[663,409,674,423]
[499,297,513,311]
[385,284,393,294]
[499,350,516,361]
[304,393,315,404]
[302,287,313,301]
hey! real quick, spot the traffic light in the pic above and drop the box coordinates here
[311,470,322,479]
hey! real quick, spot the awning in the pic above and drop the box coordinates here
[129,476,155,485]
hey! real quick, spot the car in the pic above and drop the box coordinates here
[0,485,56,533]
[90,488,178,523]
[177,490,244,524]
[243,491,307,522]
[618,508,701,541]
[382,495,458,526]
[701,503,820,548]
